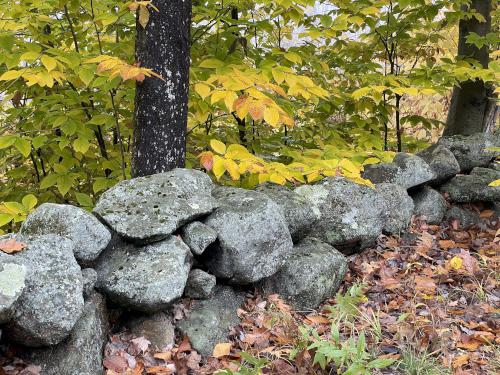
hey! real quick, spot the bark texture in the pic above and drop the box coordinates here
[444,0,498,136]
[132,0,192,177]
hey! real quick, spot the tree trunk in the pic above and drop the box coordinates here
[132,0,192,177]
[444,0,498,136]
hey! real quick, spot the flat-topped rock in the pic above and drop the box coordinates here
[21,203,111,265]
[94,169,218,243]
[258,237,347,310]
[362,153,435,189]
[255,183,319,242]
[440,167,500,203]
[295,177,387,254]
[3,234,84,347]
[437,133,499,172]
[202,187,293,284]
[95,235,192,311]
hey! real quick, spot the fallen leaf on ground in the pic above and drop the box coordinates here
[213,343,232,358]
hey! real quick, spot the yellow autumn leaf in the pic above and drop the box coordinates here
[351,87,371,100]
[41,55,57,72]
[224,159,240,180]
[450,256,463,270]
[212,342,232,358]
[138,5,150,28]
[488,179,500,187]
[0,70,23,81]
[271,68,286,84]
[212,155,226,179]
[264,107,280,127]
[224,91,238,112]
[210,90,227,104]
[194,83,211,99]
[210,139,226,155]
[270,173,286,185]
[361,6,380,15]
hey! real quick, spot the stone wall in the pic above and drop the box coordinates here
[0,133,498,372]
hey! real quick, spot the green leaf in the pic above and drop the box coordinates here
[40,174,59,189]
[198,58,224,68]
[368,357,395,369]
[32,135,48,149]
[78,67,95,86]
[0,213,14,227]
[93,178,109,193]
[57,175,74,196]
[22,194,37,210]
[75,192,93,207]
[3,202,26,214]
[284,52,302,64]
[14,138,31,157]
[73,137,90,154]
[0,135,16,149]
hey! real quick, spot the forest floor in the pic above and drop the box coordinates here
[100,206,499,375]
[2,206,499,375]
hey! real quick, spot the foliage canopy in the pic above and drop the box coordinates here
[0,0,498,231]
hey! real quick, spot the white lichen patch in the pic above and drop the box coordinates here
[0,263,27,297]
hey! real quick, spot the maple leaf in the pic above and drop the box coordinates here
[0,238,27,254]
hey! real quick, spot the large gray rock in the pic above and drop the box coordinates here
[437,133,499,172]
[94,169,218,243]
[184,269,216,299]
[258,237,347,311]
[440,167,500,203]
[255,183,319,242]
[294,177,387,254]
[376,183,414,235]
[27,292,108,375]
[411,187,448,224]
[129,312,175,350]
[95,235,192,311]
[181,221,217,256]
[4,235,84,347]
[81,268,98,299]
[362,153,435,189]
[177,286,244,356]
[202,187,293,284]
[0,258,28,324]
[444,206,481,228]
[417,144,461,184]
[20,203,111,265]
